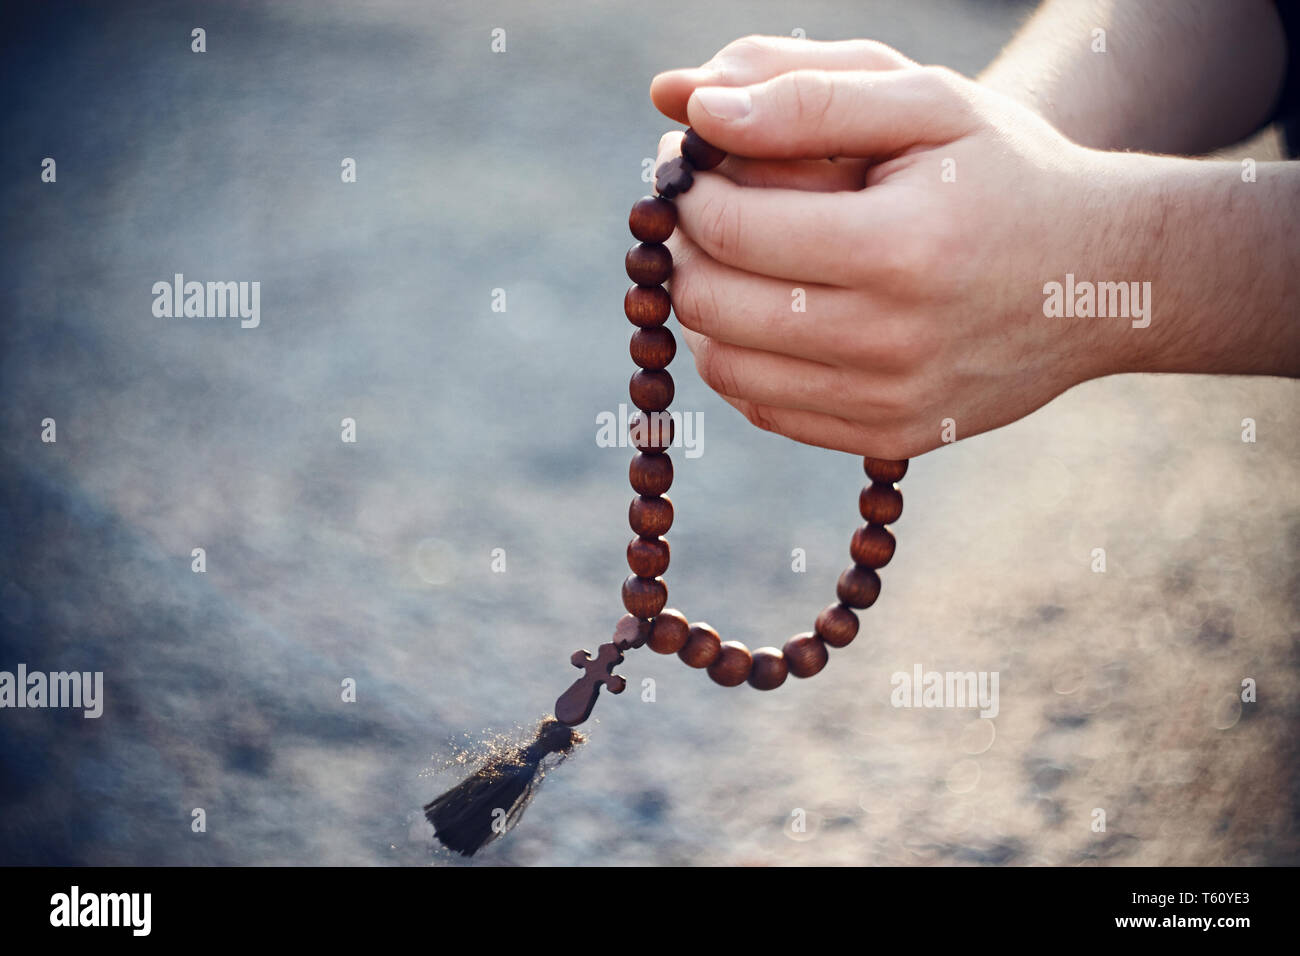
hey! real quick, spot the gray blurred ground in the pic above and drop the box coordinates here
[1,0,1296,866]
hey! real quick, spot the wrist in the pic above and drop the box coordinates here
[1081,150,1175,377]
[1092,151,1300,378]
[1051,149,1298,381]
[1033,147,1163,385]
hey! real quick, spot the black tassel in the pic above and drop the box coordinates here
[425,717,583,856]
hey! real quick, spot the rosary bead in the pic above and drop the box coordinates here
[863,458,909,483]
[836,565,882,609]
[816,603,860,647]
[629,411,674,452]
[678,623,722,668]
[629,451,673,495]
[629,195,678,243]
[630,326,676,370]
[629,369,675,412]
[627,536,670,577]
[626,243,673,285]
[655,156,694,198]
[748,647,788,690]
[849,525,896,569]
[629,495,673,536]
[622,574,668,618]
[648,608,691,654]
[681,128,726,171]
[708,640,753,686]
[859,482,903,525]
[613,613,653,650]
[624,284,672,327]
[782,632,829,678]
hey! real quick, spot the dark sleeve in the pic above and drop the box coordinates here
[1274,0,1300,156]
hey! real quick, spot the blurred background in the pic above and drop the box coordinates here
[1,0,1296,866]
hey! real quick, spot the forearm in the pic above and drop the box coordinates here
[980,0,1288,154]
[1099,153,1300,377]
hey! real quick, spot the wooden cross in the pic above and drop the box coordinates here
[554,641,626,726]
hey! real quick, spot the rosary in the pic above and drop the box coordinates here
[426,128,909,856]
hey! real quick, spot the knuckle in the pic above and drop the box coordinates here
[863,375,925,423]
[867,203,963,289]
[914,65,966,104]
[925,209,962,262]
[671,264,722,336]
[694,338,742,398]
[694,192,742,261]
[887,324,936,371]
[740,400,780,434]
[860,39,914,68]
[896,375,936,420]
[852,319,932,375]
[873,227,928,280]
[715,35,771,64]
[785,70,836,127]
[868,426,922,461]
[844,408,925,459]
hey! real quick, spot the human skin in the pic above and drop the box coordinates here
[978,0,1287,155]
[647,12,1299,459]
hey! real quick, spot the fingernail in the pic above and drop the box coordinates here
[693,86,752,121]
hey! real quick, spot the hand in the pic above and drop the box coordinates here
[649,37,1300,459]
[650,37,1135,458]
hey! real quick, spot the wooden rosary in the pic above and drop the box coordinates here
[427,128,908,856]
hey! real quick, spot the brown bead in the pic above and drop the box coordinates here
[629,195,677,243]
[782,632,829,678]
[630,326,676,370]
[678,623,721,668]
[624,284,671,328]
[816,603,860,648]
[629,412,674,452]
[850,525,896,569]
[612,613,652,650]
[748,647,788,690]
[622,574,667,618]
[629,452,673,495]
[655,156,694,198]
[858,483,903,524]
[836,564,882,609]
[627,536,670,577]
[629,495,673,536]
[626,243,673,286]
[682,128,726,171]
[629,369,674,412]
[863,458,908,483]
[708,640,753,687]
[648,608,690,654]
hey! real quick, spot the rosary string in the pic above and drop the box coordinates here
[554,128,909,724]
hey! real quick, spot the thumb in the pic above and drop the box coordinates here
[685,66,974,161]
[651,36,914,124]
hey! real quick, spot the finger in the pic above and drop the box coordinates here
[715,392,925,459]
[716,155,870,192]
[679,326,856,416]
[656,136,903,286]
[658,129,868,192]
[651,36,915,124]
[667,227,896,369]
[679,327,921,434]
[686,67,975,161]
